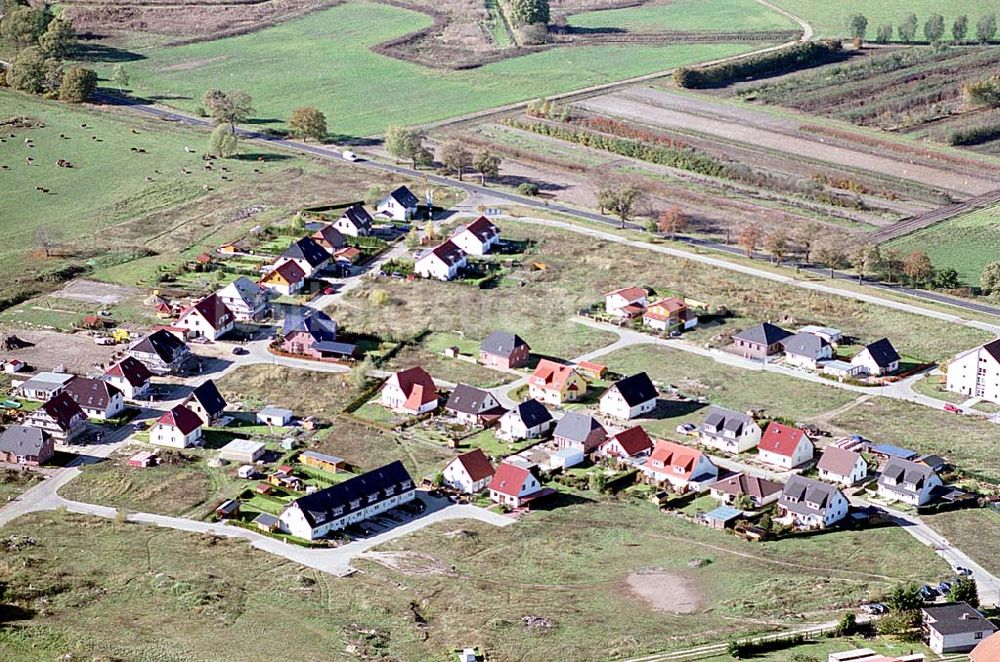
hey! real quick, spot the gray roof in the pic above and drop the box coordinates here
[283,310,337,342]
[480,331,529,358]
[219,438,265,454]
[608,372,657,406]
[553,412,605,443]
[781,332,829,357]
[0,425,48,456]
[341,204,373,230]
[387,186,419,208]
[259,405,293,418]
[780,475,843,515]
[702,406,754,436]
[445,384,499,416]
[287,460,413,527]
[733,322,791,346]
[282,237,329,268]
[879,457,937,494]
[221,276,264,305]
[130,329,187,362]
[923,602,997,636]
[507,399,552,428]
[19,372,74,392]
[253,513,280,527]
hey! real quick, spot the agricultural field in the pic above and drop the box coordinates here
[767,0,1000,39]
[889,203,1000,288]
[563,0,797,33]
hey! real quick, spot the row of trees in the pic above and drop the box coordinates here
[385,128,503,185]
[848,12,996,44]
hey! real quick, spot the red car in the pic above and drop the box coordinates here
[322,286,335,295]
[943,403,962,414]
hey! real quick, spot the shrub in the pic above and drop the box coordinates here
[673,40,842,88]
[517,182,540,196]
[948,122,1000,145]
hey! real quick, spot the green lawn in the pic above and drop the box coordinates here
[889,203,1000,288]
[767,0,1000,38]
[567,0,798,32]
[113,2,767,137]
[924,508,1000,576]
[701,636,934,661]
[910,373,966,404]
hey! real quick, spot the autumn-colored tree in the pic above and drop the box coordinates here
[796,222,820,263]
[851,243,882,283]
[902,250,934,286]
[656,206,687,239]
[288,107,327,142]
[882,247,904,284]
[439,141,472,181]
[766,230,789,265]
[737,224,762,258]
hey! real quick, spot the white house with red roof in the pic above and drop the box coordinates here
[641,440,718,492]
[415,240,467,281]
[605,287,648,318]
[151,404,204,448]
[596,425,654,461]
[442,449,496,494]
[757,422,814,469]
[528,359,587,405]
[450,216,500,256]
[176,294,235,341]
[380,367,439,414]
[102,357,152,401]
[488,462,542,508]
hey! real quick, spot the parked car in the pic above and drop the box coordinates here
[342,150,358,161]
[322,286,335,295]
[955,566,973,577]
[943,403,963,414]
[919,585,938,600]
[675,422,697,435]
[938,581,952,594]
[231,347,248,356]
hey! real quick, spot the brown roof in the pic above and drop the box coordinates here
[424,240,466,266]
[452,449,495,482]
[459,216,500,242]
[817,446,863,477]
[604,426,653,456]
[712,472,783,500]
[180,294,234,330]
[389,367,438,409]
[39,392,85,431]
[104,357,152,387]
[65,377,122,411]
[607,286,647,301]
[262,260,306,285]
[156,404,202,435]
[312,224,346,251]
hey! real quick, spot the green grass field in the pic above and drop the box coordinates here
[889,203,1000,288]
[768,0,1000,38]
[925,508,1000,576]
[113,2,768,137]
[567,0,798,32]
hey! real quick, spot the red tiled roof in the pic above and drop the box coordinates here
[529,359,580,393]
[644,297,686,321]
[459,216,500,242]
[759,422,810,457]
[487,462,532,497]
[647,440,703,479]
[972,631,1000,662]
[156,404,202,435]
[604,425,653,457]
[423,240,466,266]
[390,367,438,409]
[607,286,647,301]
[452,449,495,482]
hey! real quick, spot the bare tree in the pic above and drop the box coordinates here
[34,227,64,258]
[738,224,762,258]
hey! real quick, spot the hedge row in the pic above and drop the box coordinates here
[948,122,1000,145]
[675,40,843,88]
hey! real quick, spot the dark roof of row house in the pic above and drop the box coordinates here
[923,602,998,636]
[458,216,500,242]
[779,475,842,516]
[0,425,49,456]
[340,204,374,230]
[781,331,829,357]
[554,411,606,444]
[183,293,234,331]
[607,372,657,406]
[702,406,755,436]
[224,276,266,305]
[981,338,1000,363]
[312,224,346,249]
[817,446,863,477]
[282,237,329,269]
[189,380,227,417]
[64,377,122,411]
[879,457,938,490]
[39,392,85,431]
[859,338,900,367]
[387,185,419,208]
[445,384,499,416]
[480,330,529,358]
[733,322,792,346]
[423,240,466,266]
[506,399,552,428]
[104,357,152,387]
[712,472,782,500]
[289,460,414,527]
[157,404,203,435]
[283,310,337,343]
[450,449,495,482]
[130,329,188,362]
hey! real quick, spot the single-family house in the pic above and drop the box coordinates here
[300,451,346,473]
[817,446,868,486]
[333,204,374,237]
[2,359,25,374]
[311,223,347,254]
[376,186,420,221]
[946,338,1000,403]
[877,457,943,506]
[183,379,227,425]
[253,512,280,532]
[278,461,415,539]
[64,377,125,420]
[24,392,87,443]
[444,384,504,426]
[699,406,761,454]
[922,602,998,655]
[281,311,338,359]
[257,406,293,427]
[0,426,53,466]
[218,438,265,464]
[102,357,152,401]
[442,449,496,494]
[528,359,587,405]
[798,325,843,345]
[176,293,235,341]
[643,297,698,331]
[641,440,718,492]
[277,237,330,279]
[479,330,530,369]
[259,261,306,296]
[488,462,542,508]
[127,329,190,375]
[415,240,467,281]
[599,372,657,420]
[777,475,848,529]
[605,287,648,318]
[781,332,833,369]
[851,338,900,376]
[498,400,553,441]
[15,371,74,401]
[450,216,501,256]
[380,366,439,414]
[553,412,607,454]
[971,630,1000,662]
[597,425,653,461]
[758,422,814,469]
[217,276,270,321]
[710,472,782,508]
[732,322,792,360]
[150,405,203,448]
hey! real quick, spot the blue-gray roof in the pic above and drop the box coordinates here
[283,311,337,342]
[553,411,604,443]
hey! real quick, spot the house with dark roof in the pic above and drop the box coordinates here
[499,400,553,441]
[479,331,530,369]
[923,602,998,654]
[183,379,227,425]
[217,276,270,321]
[597,425,654,461]
[758,422,814,469]
[877,457,943,506]
[732,322,792,360]
[259,260,306,296]
[333,204,374,237]
[699,406,762,454]
[450,216,500,256]
[445,384,505,427]
[641,440,718,492]
[443,449,496,493]
[376,186,420,221]
[278,461,415,539]
[311,223,347,253]
[946,338,1000,403]
[102,357,152,401]
[817,446,868,486]
[777,475,848,529]
[24,392,87,443]
[151,404,204,448]
[553,412,607,454]
[488,462,542,507]
[851,338,900,376]
[0,425,53,466]
[415,240,467,281]
[781,331,833,369]
[127,329,191,375]
[380,367,439,414]
[277,236,330,278]
[710,472,782,508]
[175,293,235,341]
[599,372,657,420]
[281,311,341,359]
[65,377,124,420]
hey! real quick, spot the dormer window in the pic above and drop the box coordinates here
[368,493,378,504]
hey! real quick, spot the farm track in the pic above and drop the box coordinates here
[870,187,1000,243]
[562,29,800,45]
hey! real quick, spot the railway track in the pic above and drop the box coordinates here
[870,186,1000,243]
